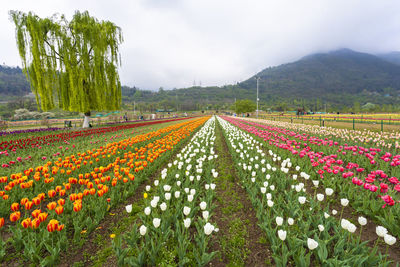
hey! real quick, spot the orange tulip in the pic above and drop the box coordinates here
[38,212,48,223]
[55,206,64,215]
[47,202,57,211]
[47,219,59,232]
[32,197,41,206]
[48,189,56,198]
[20,197,29,206]
[31,218,40,229]
[38,193,46,200]
[21,218,31,228]
[57,224,65,231]
[10,211,21,222]
[11,202,19,211]
[25,201,33,210]
[31,209,41,218]
[0,217,4,228]
[57,198,65,206]
[69,194,77,202]
[73,203,82,212]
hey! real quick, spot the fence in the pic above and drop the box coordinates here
[258,114,400,132]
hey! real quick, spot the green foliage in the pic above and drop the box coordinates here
[9,10,123,113]
[234,99,256,114]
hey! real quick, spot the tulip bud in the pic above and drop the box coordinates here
[139,225,147,236]
[153,218,161,228]
[183,218,191,228]
[307,238,318,250]
[278,229,287,241]
[358,216,367,226]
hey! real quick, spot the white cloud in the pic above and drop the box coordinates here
[1,0,400,90]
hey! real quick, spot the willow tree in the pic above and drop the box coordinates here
[10,10,123,127]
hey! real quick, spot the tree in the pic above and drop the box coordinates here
[234,99,256,114]
[10,10,123,127]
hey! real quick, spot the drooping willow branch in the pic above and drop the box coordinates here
[9,10,123,113]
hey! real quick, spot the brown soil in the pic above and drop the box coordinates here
[58,124,200,267]
[207,121,272,267]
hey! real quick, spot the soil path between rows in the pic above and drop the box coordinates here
[58,121,201,267]
[208,120,272,266]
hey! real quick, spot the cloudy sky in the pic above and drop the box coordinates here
[1,0,400,90]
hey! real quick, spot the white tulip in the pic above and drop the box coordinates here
[165,192,171,200]
[183,218,191,228]
[145,185,151,191]
[358,216,367,226]
[340,198,349,207]
[174,191,181,198]
[200,201,207,210]
[204,222,215,235]
[347,223,357,233]
[288,218,294,225]
[312,180,319,187]
[298,196,306,204]
[325,188,334,196]
[160,202,167,211]
[384,234,396,245]
[270,185,275,191]
[154,180,159,186]
[153,218,161,228]
[163,185,171,192]
[275,216,283,226]
[177,181,181,186]
[295,166,300,171]
[183,206,191,216]
[205,184,210,190]
[184,188,190,194]
[139,225,147,236]
[150,199,157,208]
[263,181,269,187]
[376,226,388,237]
[187,195,194,202]
[251,178,256,183]
[278,229,287,241]
[341,219,350,230]
[324,212,330,219]
[210,183,216,190]
[144,206,151,215]
[292,175,297,180]
[267,200,274,207]
[332,209,338,215]
[318,225,325,232]
[316,194,324,201]
[266,193,272,200]
[307,238,318,250]
[260,187,266,194]
[190,189,196,195]
[202,210,209,221]
[125,204,132,213]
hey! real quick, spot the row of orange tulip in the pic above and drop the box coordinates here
[0,117,208,233]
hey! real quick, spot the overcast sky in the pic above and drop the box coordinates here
[1,0,400,90]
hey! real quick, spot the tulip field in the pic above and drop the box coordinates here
[0,115,399,266]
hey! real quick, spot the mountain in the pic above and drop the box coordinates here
[238,48,400,107]
[2,49,400,111]
[0,65,31,97]
[377,51,400,66]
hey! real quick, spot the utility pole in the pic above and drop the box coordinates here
[256,76,260,118]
